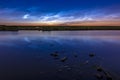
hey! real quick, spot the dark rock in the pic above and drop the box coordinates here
[50,52,59,57]
[84,60,89,65]
[60,57,67,62]
[74,53,78,58]
[106,75,113,80]
[104,72,113,80]
[54,57,59,60]
[95,73,103,80]
[67,67,72,71]
[63,65,72,70]
[58,69,63,72]
[97,67,103,72]
[89,53,95,57]
[63,65,69,68]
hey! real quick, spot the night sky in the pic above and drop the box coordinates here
[0,0,120,26]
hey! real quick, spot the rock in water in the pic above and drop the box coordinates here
[50,52,59,57]
[74,53,78,58]
[105,72,113,80]
[101,70,113,80]
[106,75,113,80]
[97,67,103,72]
[89,53,95,57]
[84,60,89,65]
[95,73,103,80]
[60,57,67,62]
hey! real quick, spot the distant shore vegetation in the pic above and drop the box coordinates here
[0,25,120,31]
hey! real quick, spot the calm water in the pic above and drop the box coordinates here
[0,31,120,80]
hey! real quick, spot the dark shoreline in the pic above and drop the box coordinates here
[0,25,120,31]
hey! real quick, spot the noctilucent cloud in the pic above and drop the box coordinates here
[0,0,120,26]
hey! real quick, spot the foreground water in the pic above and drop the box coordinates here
[0,30,120,80]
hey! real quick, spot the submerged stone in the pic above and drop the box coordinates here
[67,67,72,71]
[95,73,103,80]
[97,67,103,72]
[60,57,68,62]
[106,75,113,80]
[54,57,59,60]
[63,65,72,71]
[74,53,78,58]
[89,53,95,57]
[84,60,89,65]
[58,69,63,72]
[50,52,59,57]
[104,72,113,80]
[63,65,69,68]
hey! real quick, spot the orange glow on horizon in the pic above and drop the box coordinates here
[0,21,120,26]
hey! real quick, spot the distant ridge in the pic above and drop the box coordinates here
[0,25,120,31]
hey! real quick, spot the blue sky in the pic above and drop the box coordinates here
[0,0,120,26]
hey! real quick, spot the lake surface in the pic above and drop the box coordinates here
[0,30,120,80]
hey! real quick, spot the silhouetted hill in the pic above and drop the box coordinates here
[0,25,120,31]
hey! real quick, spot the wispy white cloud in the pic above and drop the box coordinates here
[0,6,120,25]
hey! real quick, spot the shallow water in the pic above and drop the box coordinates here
[0,30,120,80]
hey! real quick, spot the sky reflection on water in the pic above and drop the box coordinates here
[0,31,120,80]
